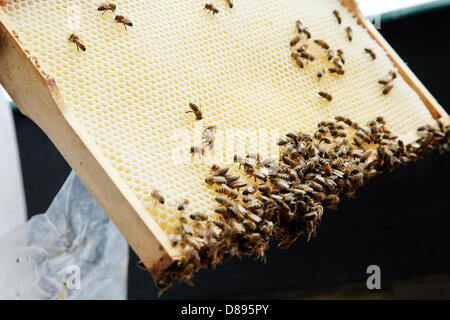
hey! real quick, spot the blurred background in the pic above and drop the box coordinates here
[1,0,449,299]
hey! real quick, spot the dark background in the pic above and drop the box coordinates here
[12,7,450,299]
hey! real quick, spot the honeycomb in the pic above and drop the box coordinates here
[3,0,434,236]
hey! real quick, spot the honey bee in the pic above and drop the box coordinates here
[98,3,116,17]
[227,204,245,220]
[353,136,363,147]
[205,176,227,185]
[327,49,335,61]
[388,71,397,80]
[333,10,342,24]
[225,173,240,184]
[186,103,203,120]
[296,44,308,53]
[324,195,340,210]
[278,235,297,249]
[180,217,194,235]
[382,84,394,95]
[204,3,219,15]
[376,116,386,124]
[190,146,204,157]
[282,155,297,167]
[296,20,311,39]
[317,69,326,80]
[260,221,273,236]
[290,35,301,47]
[170,234,182,246]
[364,48,376,60]
[247,212,262,224]
[225,0,233,8]
[190,211,209,221]
[314,39,330,50]
[333,58,344,69]
[319,91,333,102]
[114,15,133,29]
[258,184,273,194]
[306,180,323,192]
[215,196,232,206]
[211,165,229,176]
[216,184,239,199]
[302,211,318,222]
[346,26,353,41]
[233,155,245,167]
[155,275,173,298]
[212,219,225,229]
[291,53,304,69]
[378,71,397,85]
[275,178,291,190]
[214,207,227,215]
[177,199,189,211]
[151,190,165,204]
[67,34,86,52]
[286,132,300,144]
[337,49,345,64]
[245,200,263,211]
[300,52,315,61]
[229,219,246,234]
[231,179,247,190]
[245,233,263,244]
[328,67,345,75]
[243,220,257,232]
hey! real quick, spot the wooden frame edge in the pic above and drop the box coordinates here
[340,0,449,131]
[0,9,179,277]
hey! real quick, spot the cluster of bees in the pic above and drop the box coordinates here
[378,70,397,95]
[68,3,133,52]
[290,12,349,102]
[289,10,388,101]
[149,115,449,295]
[204,0,234,15]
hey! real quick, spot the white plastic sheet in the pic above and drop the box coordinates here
[0,90,27,237]
[0,171,129,299]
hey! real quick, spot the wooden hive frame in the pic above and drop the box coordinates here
[0,0,448,278]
